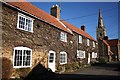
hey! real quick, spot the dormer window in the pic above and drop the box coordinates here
[60,32,67,42]
[78,35,82,43]
[87,39,90,46]
[17,13,33,32]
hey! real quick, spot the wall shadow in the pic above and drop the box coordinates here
[23,63,55,80]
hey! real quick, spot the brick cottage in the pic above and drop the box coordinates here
[1,1,98,79]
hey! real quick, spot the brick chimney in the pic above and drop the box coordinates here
[50,4,61,20]
[81,25,86,31]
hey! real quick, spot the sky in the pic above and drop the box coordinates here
[31,2,119,40]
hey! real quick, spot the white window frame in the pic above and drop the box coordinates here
[87,39,90,46]
[17,13,34,32]
[77,50,85,59]
[13,46,32,68]
[60,32,67,42]
[92,52,97,58]
[93,41,95,47]
[78,35,82,43]
[59,52,67,65]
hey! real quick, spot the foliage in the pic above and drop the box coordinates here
[98,57,107,63]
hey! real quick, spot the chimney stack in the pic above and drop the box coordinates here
[50,4,61,20]
[81,25,86,31]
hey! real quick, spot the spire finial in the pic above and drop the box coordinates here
[98,8,104,27]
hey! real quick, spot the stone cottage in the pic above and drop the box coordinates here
[1,1,98,79]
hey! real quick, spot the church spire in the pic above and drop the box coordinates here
[96,9,106,40]
[98,9,104,28]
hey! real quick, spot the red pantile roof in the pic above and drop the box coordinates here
[7,2,71,34]
[61,20,95,41]
[6,1,95,41]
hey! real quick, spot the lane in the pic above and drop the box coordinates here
[54,63,120,80]
[74,66,120,76]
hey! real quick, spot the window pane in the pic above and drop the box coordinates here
[19,16,25,29]
[23,50,31,66]
[49,53,54,63]
[14,50,22,66]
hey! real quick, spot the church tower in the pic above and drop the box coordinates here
[96,9,106,40]
[96,9,108,61]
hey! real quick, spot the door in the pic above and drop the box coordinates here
[88,53,91,64]
[48,50,56,72]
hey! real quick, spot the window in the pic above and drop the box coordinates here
[77,50,85,59]
[78,35,82,43]
[17,13,33,32]
[92,52,97,58]
[59,52,67,64]
[87,39,90,46]
[13,47,32,68]
[60,32,67,42]
[49,51,55,63]
[93,41,95,47]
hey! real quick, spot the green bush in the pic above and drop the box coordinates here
[98,57,107,63]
